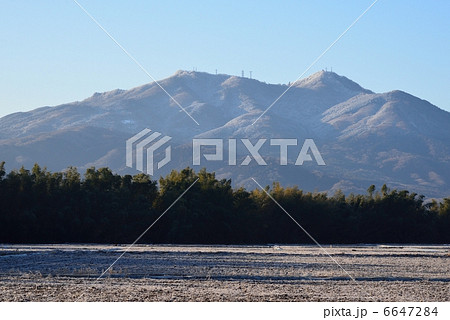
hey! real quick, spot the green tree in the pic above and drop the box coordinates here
[367,185,375,198]
[0,161,5,180]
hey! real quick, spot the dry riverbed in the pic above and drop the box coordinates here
[0,244,448,301]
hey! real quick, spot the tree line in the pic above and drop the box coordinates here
[0,162,449,244]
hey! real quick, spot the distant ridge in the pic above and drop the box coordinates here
[1,70,449,197]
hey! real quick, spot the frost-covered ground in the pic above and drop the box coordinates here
[0,244,448,301]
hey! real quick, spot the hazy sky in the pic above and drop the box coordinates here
[0,0,449,117]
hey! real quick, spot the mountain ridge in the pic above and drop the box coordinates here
[1,70,449,198]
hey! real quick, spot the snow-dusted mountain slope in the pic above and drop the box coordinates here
[0,70,449,197]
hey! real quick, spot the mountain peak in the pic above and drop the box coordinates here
[296,70,373,95]
[0,69,449,198]
[173,69,195,77]
[169,69,231,82]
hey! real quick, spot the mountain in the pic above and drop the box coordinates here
[1,70,449,198]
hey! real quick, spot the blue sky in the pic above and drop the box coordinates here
[0,0,449,117]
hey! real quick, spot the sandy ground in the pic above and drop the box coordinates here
[0,244,448,301]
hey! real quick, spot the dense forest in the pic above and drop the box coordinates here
[0,161,449,244]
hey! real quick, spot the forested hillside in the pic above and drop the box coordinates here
[0,162,449,244]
